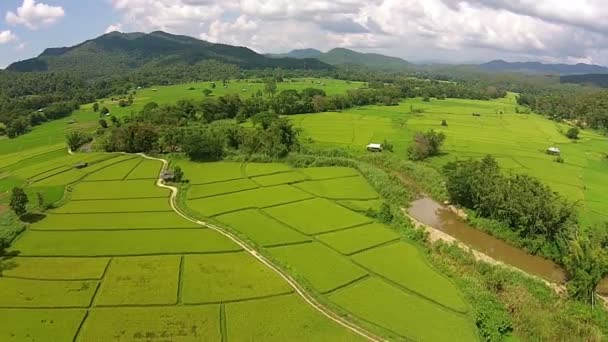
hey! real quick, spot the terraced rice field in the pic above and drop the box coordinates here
[0,155,363,341]
[292,94,608,227]
[181,160,477,341]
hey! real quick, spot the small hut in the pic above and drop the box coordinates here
[366,143,383,152]
[161,171,175,182]
[547,147,561,156]
[74,162,88,169]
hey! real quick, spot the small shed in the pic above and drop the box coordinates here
[472,113,481,117]
[366,143,383,152]
[547,147,561,155]
[74,162,88,169]
[161,171,175,182]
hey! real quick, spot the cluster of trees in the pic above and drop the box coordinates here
[408,130,446,161]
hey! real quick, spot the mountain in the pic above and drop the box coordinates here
[560,74,608,88]
[268,47,412,70]
[6,31,332,75]
[477,60,608,75]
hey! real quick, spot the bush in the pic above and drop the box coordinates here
[565,127,580,140]
[66,131,92,151]
[555,157,565,163]
[408,130,446,161]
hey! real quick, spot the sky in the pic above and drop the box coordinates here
[2,0,608,68]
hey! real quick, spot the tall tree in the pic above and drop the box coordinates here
[10,187,28,217]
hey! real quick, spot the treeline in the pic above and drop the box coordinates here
[517,91,608,131]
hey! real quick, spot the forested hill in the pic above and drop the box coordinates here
[269,47,413,70]
[6,31,332,75]
[478,60,608,75]
[560,74,608,88]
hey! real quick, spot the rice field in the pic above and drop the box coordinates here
[182,160,477,340]
[0,154,361,341]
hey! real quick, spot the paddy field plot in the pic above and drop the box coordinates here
[84,157,142,181]
[337,199,384,213]
[215,209,310,247]
[182,252,292,304]
[268,242,368,293]
[11,229,241,256]
[70,179,168,200]
[244,162,292,177]
[294,176,379,200]
[264,198,372,235]
[124,158,162,179]
[329,277,477,342]
[175,161,243,184]
[187,178,259,199]
[78,305,222,342]
[52,197,172,213]
[0,278,97,308]
[251,171,308,187]
[96,256,181,306]
[31,211,198,230]
[0,309,86,342]
[226,294,364,341]
[1,257,109,280]
[316,223,400,255]
[296,166,359,180]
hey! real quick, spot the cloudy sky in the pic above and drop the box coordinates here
[1,0,608,68]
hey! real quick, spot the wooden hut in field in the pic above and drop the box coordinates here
[366,143,383,152]
[547,147,561,155]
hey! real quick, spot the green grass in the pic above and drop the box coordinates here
[79,305,221,342]
[0,277,97,307]
[226,294,365,341]
[182,252,292,304]
[1,257,109,280]
[251,171,308,187]
[52,197,172,213]
[329,277,478,342]
[70,179,168,200]
[316,223,400,255]
[176,160,243,184]
[31,212,198,230]
[351,242,468,312]
[188,185,312,217]
[11,229,240,256]
[263,198,372,235]
[84,158,142,181]
[244,162,292,177]
[0,309,86,341]
[96,255,180,305]
[187,178,259,199]
[215,209,310,247]
[124,158,162,179]
[268,242,367,293]
[294,176,379,200]
[297,167,359,180]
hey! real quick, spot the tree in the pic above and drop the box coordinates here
[203,89,213,97]
[408,130,446,161]
[10,187,28,217]
[36,192,46,211]
[566,127,580,140]
[99,119,108,128]
[66,131,92,151]
[173,166,184,183]
[381,140,394,152]
[93,102,99,112]
[183,128,225,161]
[265,78,277,96]
[564,228,608,305]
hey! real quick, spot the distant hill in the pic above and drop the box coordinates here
[268,47,412,70]
[560,74,608,88]
[477,60,608,75]
[7,31,332,75]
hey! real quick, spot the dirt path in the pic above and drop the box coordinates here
[139,154,384,342]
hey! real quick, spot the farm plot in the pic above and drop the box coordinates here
[1,257,109,280]
[244,162,292,177]
[215,209,310,247]
[294,176,379,200]
[296,166,359,180]
[337,199,384,213]
[96,256,180,306]
[264,198,372,235]
[32,212,198,230]
[52,197,172,213]
[32,155,133,186]
[226,294,364,341]
[188,185,312,217]
[70,179,168,200]
[352,242,468,312]
[0,309,86,341]
[329,277,477,342]
[78,305,222,342]
[317,223,400,255]
[182,252,292,304]
[268,242,368,293]
[176,161,243,184]
[83,157,142,181]
[187,178,259,199]
[11,229,241,256]
[251,171,308,187]
[125,158,162,179]
[0,278,97,307]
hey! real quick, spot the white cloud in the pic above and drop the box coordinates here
[105,23,123,33]
[107,0,608,65]
[0,30,17,44]
[6,0,65,30]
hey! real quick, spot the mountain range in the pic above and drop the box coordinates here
[477,60,608,75]
[268,48,413,70]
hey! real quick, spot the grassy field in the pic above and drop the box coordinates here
[181,160,477,340]
[292,94,608,227]
[0,154,362,341]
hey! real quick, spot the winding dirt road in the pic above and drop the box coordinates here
[139,154,384,342]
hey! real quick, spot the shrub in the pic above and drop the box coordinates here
[66,131,92,151]
[408,130,446,161]
[565,127,580,140]
[10,187,28,217]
